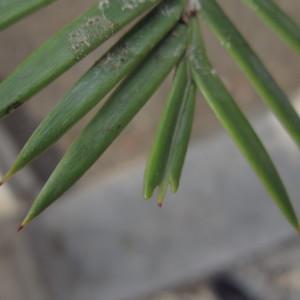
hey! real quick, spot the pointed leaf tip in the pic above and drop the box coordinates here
[0,172,13,186]
[17,224,25,232]
[17,214,32,232]
[0,178,7,187]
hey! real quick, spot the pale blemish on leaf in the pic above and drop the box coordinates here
[101,44,130,70]
[121,0,151,11]
[69,14,115,60]
[98,0,110,10]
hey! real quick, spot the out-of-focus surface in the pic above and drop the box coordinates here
[0,0,300,299]
[145,238,300,300]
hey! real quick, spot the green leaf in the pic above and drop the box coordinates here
[144,58,188,200]
[144,56,196,206]
[189,16,299,231]
[0,0,162,118]
[2,0,185,183]
[241,0,300,54]
[157,80,196,205]
[0,0,56,30]
[19,24,188,228]
[168,82,196,193]
[201,0,300,148]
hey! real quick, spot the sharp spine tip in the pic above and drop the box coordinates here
[0,173,13,187]
[17,224,25,232]
[17,216,31,232]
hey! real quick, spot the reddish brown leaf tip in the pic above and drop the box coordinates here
[0,173,12,187]
[157,203,163,208]
[17,224,25,232]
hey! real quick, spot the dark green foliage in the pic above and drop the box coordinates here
[0,0,299,230]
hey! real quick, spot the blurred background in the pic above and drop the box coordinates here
[0,0,299,299]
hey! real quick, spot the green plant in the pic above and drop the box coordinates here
[0,0,299,231]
